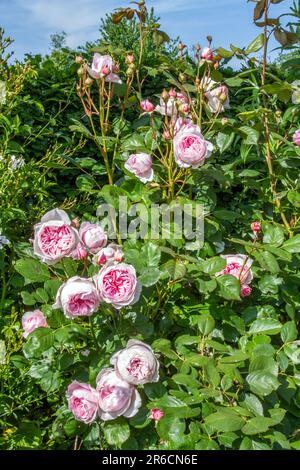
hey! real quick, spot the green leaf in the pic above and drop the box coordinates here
[282,235,300,253]
[138,267,161,287]
[23,329,54,359]
[217,275,241,300]
[255,251,280,274]
[249,318,282,335]
[258,274,283,294]
[172,374,200,389]
[152,339,177,359]
[157,416,186,444]
[262,222,285,246]
[76,175,95,192]
[69,119,92,138]
[15,259,50,283]
[241,393,264,417]
[281,321,298,343]
[205,410,244,432]
[216,132,235,153]
[216,47,234,58]
[239,126,259,145]
[242,417,273,435]
[103,419,130,447]
[21,291,36,306]
[200,256,226,275]
[197,314,215,335]
[163,259,186,280]
[245,33,264,54]
[263,82,292,103]
[246,371,280,396]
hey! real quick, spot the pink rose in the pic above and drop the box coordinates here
[293,129,300,147]
[240,284,252,298]
[93,244,124,266]
[150,408,164,422]
[140,99,155,113]
[96,368,141,421]
[87,54,122,84]
[95,263,141,309]
[173,124,213,169]
[67,381,99,424]
[22,310,48,338]
[111,339,159,385]
[203,78,230,114]
[215,254,253,285]
[79,222,107,254]
[71,243,88,260]
[53,276,100,318]
[33,209,80,265]
[251,222,261,233]
[202,47,214,60]
[168,89,177,98]
[124,153,154,183]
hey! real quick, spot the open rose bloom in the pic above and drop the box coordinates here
[33,208,79,265]
[95,263,141,309]
[174,123,213,169]
[111,339,159,385]
[87,53,122,84]
[216,254,254,295]
[79,222,107,254]
[67,381,99,424]
[22,310,48,338]
[96,368,141,421]
[124,153,154,183]
[53,276,100,318]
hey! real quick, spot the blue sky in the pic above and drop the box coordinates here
[0,0,295,61]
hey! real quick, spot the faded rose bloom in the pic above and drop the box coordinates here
[173,123,213,169]
[71,243,88,260]
[22,310,48,338]
[53,276,100,318]
[93,244,124,266]
[293,129,300,147]
[140,99,155,113]
[87,54,122,84]
[251,222,261,233]
[203,78,230,114]
[215,254,253,285]
[96,368,141,421]
[67,381,99,424]
[95,263,141,309]
[33,208,79,265]
[124,153,154,183]
[150,408,164,422]
[79,222,107,254]
[111,339,159,385]
[202,47,214,60]
[240,284,252,298]
[155,95,177,118]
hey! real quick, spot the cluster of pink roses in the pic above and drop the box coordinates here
[216,254,254,298]
[67,340,160,423]
[31,208,141,318]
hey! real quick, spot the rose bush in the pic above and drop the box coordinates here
[1,0,300,452]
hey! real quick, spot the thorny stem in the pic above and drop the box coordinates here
[261,0,291,235]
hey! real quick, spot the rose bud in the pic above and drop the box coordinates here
[92,244,124,266]
[150,408,164,422]
[53,276,100,318]
[101,64,111,77]
[125,53,135,64]
[85,77,94,87]
[79,222,107,254]
[161,89,169,101]
[140,99,155,113]
[71,242,88,261]
[96,368,141,421]
[71,217,81,229]
[196,43,201,52]
[110,339,159,385]
[124,153,154,183]
[293,129,300,147]
[33,208,80,265]
[168,88,177,98]
[67,381,99,424]
[173,123,213,169]
[251,222,261,233]
[202,47,213,61]
[178,103,190,113]
[95,263,141,309]
[77,66,84,76]
[240,284,252,298]
[163,130,171,140]
[215,254,253,285]
[22,310,48,338]
[75,56,84,64]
